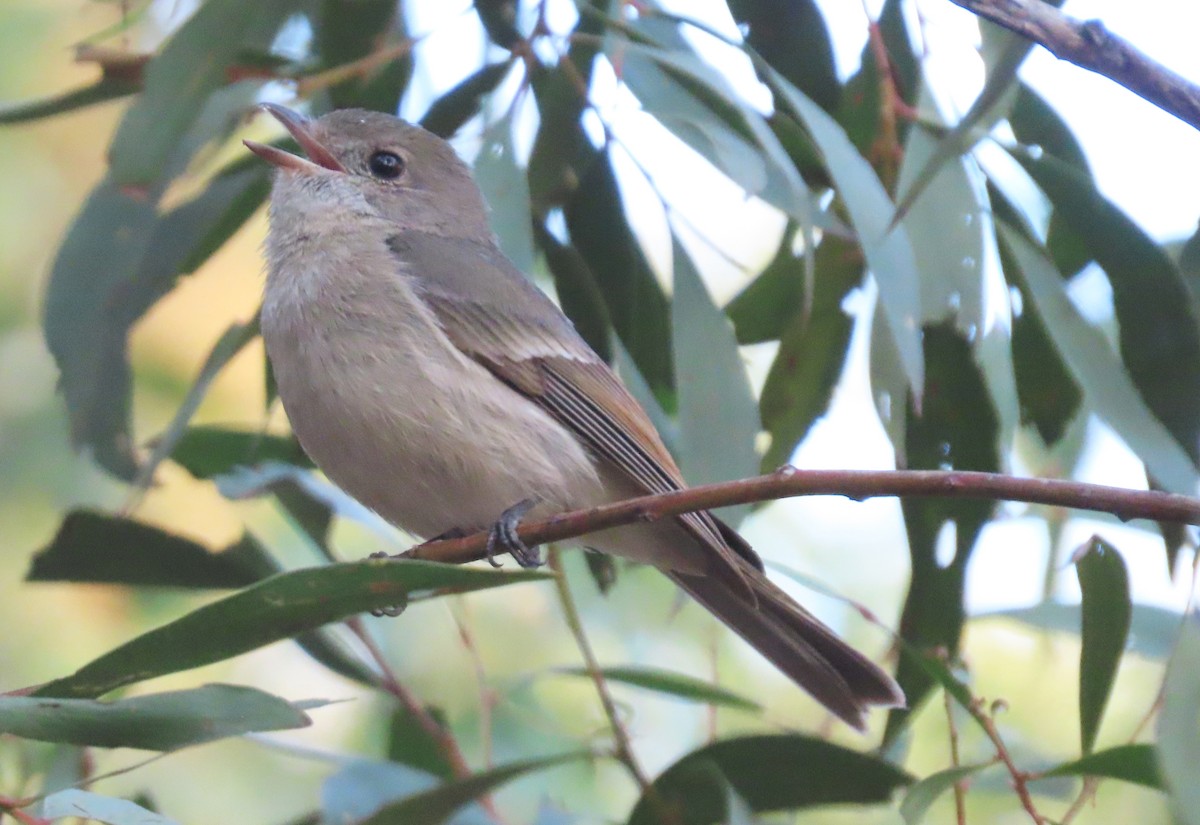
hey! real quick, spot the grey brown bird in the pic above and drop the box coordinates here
[245,104,903,729]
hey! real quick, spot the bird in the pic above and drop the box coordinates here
[244,103,903,729]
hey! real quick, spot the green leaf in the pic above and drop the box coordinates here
[996,220,1199,494]
[1074,536,1132,754]
[312,0,410,112]
[387,704,455,780]
[359,753,591,825]
[421,61,516,139]
[672,237,759,523]
[170,425,312,479]
[980,601,1180,660]
[725,225,804,345]
[43,178,157,478]
[44,163,269,480]
[728,0,839,113]
[564,152,673,400]
[1042,744,1162,789]
[1156,617,1200,825]
[527,53,602,214]
[626,734,911,824]
[759,234,859,469]
[887,324,1000,743]
[0,684,313,750]
[1017,154,1200,468]
[533,222,612,362]
[34,559,550,700]
[552,666,760,712]
[477,113,536,276]
[899,762,997,825]
[107,0,293,186]
[475,0,522,49]
[40,789,180,825]
[0,77,140,125]
[767,70,924,398]
[27,510,269,589]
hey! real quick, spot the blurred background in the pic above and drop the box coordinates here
[3,0,1200,822]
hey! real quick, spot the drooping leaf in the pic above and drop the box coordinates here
[359,752,591,825]
[899,762,997,825]
[527,51,601,213]
[759,234,860,469]
[552,666,760,712]
[1017,154,1200,468]
[1156,617,1200,825]
[1074,536,1132,754]
[1041,744,1162,789]
[35,560,550,700]
[728,0,839,113]
[886,324,1000,743]
[767,70,924,398]
[170,425,312,479]
[477,112,536,276]
[28,510,269,589]
[107,0,294,186]
[1008,83,1092,278]
[626,734,911,824]
[475,0,522,49]
[39,789,180,825]
[533,222,612,361]
[564,152,673,400]
[996,221,1198,494]
[671,237,759,523]
[0,684,313,750]
[421,61,516,139]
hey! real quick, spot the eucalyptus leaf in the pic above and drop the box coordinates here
[40,789,180,825]
[552,665,760,712]
[1156,617,1200,825]
[1074,536,1132,754]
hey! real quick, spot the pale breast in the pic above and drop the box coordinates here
[260,223,607,539]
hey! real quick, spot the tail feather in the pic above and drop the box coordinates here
[669,553,904,730]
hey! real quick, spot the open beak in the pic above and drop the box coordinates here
[243,103,346,174]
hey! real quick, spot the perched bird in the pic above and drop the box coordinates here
[245,104,903,729]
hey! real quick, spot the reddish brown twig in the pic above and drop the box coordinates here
[398,467,1200,566]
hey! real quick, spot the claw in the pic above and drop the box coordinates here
[485,498,542,569]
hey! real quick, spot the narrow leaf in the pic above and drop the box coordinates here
[35,560,550,700]
[1156,617,1200,825]
[28,510,268,589]
[477,114,536,276]
[768,72,924,397]
[899,762,996,825]
[1042,744,1162,789]
[421,61,515,139]
[626,734,911,824]
[553,666,760,712]
[1074,536,1132,754]
[672,237,759,523]
[0,684,312,750]
[170,425,312,479]
[981,601,1180,660]
[359,752,591,825]
[107,0,293,185]
[0,78,140,125]
[996,221,1198,493]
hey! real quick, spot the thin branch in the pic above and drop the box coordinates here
[398,467,1200,566]
[970,700,1044,825]
[547,549,651,791]
[948,0,1200,133]
[943,688,968,825]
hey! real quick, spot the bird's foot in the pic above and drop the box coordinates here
[485,498,541,569]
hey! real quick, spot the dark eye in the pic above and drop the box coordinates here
[368,150,404,179]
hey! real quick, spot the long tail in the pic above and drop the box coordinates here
[668,549,904,730]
